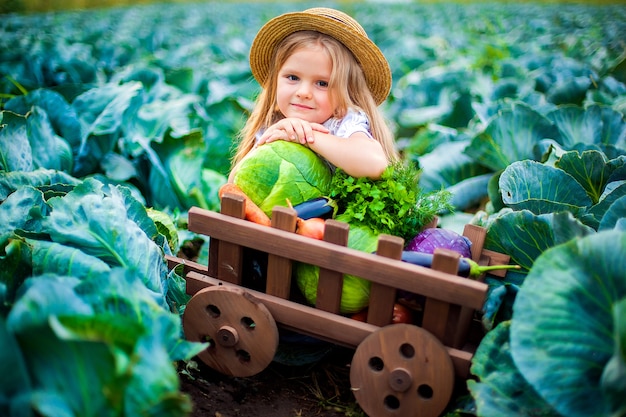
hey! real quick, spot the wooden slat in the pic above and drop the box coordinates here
[213,193,246,284]
[216,241,243,284]
[463,224,486,262]
[207,236,219,277]
[185,271,473,378]
[187,207,487,310]
[446,253,490,349]
[482,249,512,278]
[366,235,403,326]
[315,220,349,313]
[166,254,208,276]
[446,249,511,349]
[422,248,460,342]
[266,206,297,299]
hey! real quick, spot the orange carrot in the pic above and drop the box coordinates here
[218,183,271,226]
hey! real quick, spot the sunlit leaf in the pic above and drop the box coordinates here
[465,102,561,171]
[499,160,592,215]
[484,210,595,272]
[43,179,167,301]
[510,230,626,417]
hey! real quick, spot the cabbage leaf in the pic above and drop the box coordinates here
[510,230,626,417]
[234,141,332,217]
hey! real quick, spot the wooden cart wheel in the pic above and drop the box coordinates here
[350,324,454,417]
[183,285,279,377]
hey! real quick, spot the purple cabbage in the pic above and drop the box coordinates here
[405,228,472,258]
[398,228,473,304]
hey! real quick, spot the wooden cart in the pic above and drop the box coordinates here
[167,193,511,417]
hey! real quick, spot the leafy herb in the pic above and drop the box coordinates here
[329,161,452,241]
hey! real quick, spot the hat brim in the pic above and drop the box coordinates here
[249,10,391,105]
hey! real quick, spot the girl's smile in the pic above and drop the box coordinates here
[276,45,334,124]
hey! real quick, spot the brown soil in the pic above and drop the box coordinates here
[180,345,366,417]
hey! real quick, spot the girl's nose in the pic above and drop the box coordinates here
[296,83,312,98]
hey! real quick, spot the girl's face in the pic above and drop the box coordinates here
[276,44,334,124]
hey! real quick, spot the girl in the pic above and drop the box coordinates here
[229,7,399,181]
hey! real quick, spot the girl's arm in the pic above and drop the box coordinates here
[256,117,389,179]
[307,130,388,178]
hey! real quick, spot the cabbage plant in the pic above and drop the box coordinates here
[0,173,204,416]
[469,230,626,417]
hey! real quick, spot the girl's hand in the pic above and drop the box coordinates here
[257,118,329,145]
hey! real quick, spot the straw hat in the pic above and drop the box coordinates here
[249,7,392,105]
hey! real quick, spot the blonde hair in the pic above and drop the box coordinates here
[233,31,398,167]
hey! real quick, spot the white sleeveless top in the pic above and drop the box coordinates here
[322,108,374,139]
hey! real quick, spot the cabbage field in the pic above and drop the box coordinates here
[1,1,626,416]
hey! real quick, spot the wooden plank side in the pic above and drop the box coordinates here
[165,254,208,276]
[187,207,487,310]
[214,193,246,284]
[266,206,297,299]
[422,249,460,342]
[185,271,472,378]
[463,224,486,262]
[315,220,349,313]
[366,235,403,326]
[482,249,512,278]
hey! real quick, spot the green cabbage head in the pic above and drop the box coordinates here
[233,141,332,216]
[295,217,379,313]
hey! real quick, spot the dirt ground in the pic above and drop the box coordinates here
[179,342,475,417]
[179,344,366,417]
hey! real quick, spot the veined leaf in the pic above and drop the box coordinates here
[588,181,626,229]
[134,95,200,142]
[0,169,80,202]
[28,239,111,278]
[0,111,32,172]
[499,160,592,216]
[150,130,227,212]
[0,186,48,236]
[599,195,626,231]
[7,276,92,332]
[72,82,142,176]
[122,314,194,417]
[484,209,595,272]
[417,139,492,192]
[546,104,626,149]
[555,150,624,204]
[6,271,198,416]
[70,268,203,361]
[26,107,73,173]
[510,230,626,417]
[4,88,82,149]
[468,321,560,417]
[43,178,167,301]
[73,82,142,141]
[465,102,561,171]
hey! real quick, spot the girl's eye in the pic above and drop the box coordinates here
[317,81,329,88]
[286,75,299,81]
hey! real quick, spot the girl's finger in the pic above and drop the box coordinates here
[310,122,330,133]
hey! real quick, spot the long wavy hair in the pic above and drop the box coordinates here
[232,30,398,168]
